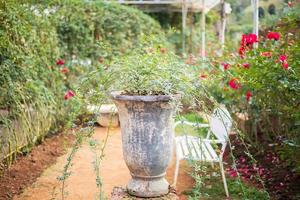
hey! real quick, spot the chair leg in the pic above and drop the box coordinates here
[219,160,229,197]
[173,156,180,186]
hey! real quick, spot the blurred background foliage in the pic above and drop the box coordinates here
[0,0,167,163]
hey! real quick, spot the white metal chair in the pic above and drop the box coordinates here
[173,105,232,197]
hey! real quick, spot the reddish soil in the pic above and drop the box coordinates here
[0,132,75,200]
[6,125,297,200]
[2,127,193,200]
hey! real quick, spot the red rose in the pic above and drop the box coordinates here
[64,90,75,100]
[56,59,65,66]
[238,34,258,58]
[267,32,280,41]
[228,78,241,90]
[241,34,258,47]
[282,61,289,69]
[278,55,289,69]
[242,63,250,68]
[260,52,272,57]
[246,91,252,102]
[279,55,287,62]
[60,67,69,74]
[222,62,230,70]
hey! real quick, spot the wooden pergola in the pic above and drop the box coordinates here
[108,0,260,57]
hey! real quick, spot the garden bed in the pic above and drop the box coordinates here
[228,136,300,200]
[0,131,74,200]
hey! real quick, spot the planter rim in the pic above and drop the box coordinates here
[111,91,180,102]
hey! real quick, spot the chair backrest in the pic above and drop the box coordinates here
[209,105,232,141]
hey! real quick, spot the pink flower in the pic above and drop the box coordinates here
[64,90,75,100]
[267,32,280,41]
[239,156,246,163]
[279,55,289,69]
[227,168,238,178]
[56,59,65,66]
[228,78,241,90]
[246,91,252,102]
[279,55,287,62]
[222,62,230,70]
[229,171,238,177]
[242,63,250,68]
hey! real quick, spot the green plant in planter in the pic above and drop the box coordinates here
[107,43,199,197]
[109,45,195,96]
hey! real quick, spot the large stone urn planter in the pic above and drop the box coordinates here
[111,91,178,198]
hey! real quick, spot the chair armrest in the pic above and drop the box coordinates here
[174,120,209,128]
[200,139,226,144]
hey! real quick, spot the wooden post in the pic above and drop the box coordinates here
[189,3,194,54]
[220,0,226,52]
[252,0,259,47]
[182,0,188,54]
[201,0,206,60]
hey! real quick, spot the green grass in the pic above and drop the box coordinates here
[202,177,268,200]
[175,112,209,137]
[183,165,269,200]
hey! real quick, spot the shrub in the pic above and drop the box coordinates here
[43,0,167,61]
[201,4,300,172]
[0,0,167,163]
[0,1,61,118]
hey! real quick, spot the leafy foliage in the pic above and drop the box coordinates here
[0,0,166,163]
[45,0,167,61]
[201,3,300,174]
[109,45,194,96]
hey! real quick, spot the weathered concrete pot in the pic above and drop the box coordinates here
[111,91,178,198]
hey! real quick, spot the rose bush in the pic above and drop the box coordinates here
[201,8,300,172]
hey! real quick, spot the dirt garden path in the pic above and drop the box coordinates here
[14,127,193,200]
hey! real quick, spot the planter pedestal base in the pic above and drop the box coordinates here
[127,177,169,197]
[111,186,179,200]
